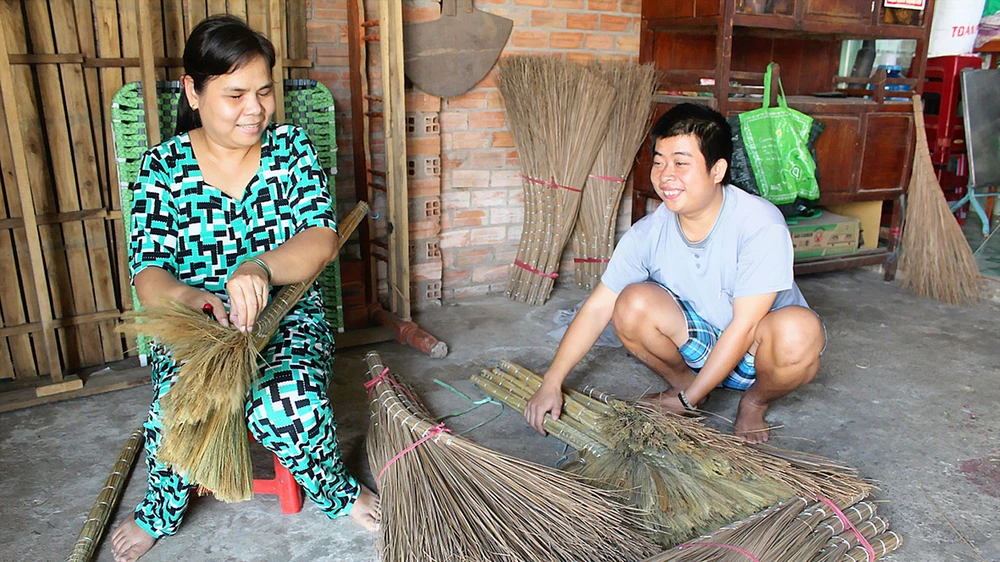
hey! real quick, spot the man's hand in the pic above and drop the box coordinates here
[226,261,270,332]
[524,381,563,435]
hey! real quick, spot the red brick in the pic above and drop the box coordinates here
[440,229,471,249]
[600,14,633,31]
[408,178,441,198]
[407,137,441,155]
[306,21,345,42]
[443,267,472,285]
[446,90,489,109]
[469,110,506,129]
[512,30,548,49]
[567,13,599,30]
[553,0,586,8]
[617,34,640,53]
[456,247,494,266]
[470,226,507,245]
[492,131,515,148]
[531,10,565,27]
[411,262,443,281]
[470,150,506,168]
[450,285,492,299]
[441,153,465,170]
[452,131,492,149]
[406,92,441,112]
[491,170,522,186]
[487,91,505,108]
[473,264,511,283]
[451,170,491,187]
[584,33,615,50]
[513,0,549,6]
[441,190,471,209]
[550,31,585,49]
[445,209,487,228]
[471,189,508,207]
[403,5,439,22]
[621,0,641,13]
[566,52,598,64]
[587,0,619,10]
[490,207,524,224]
[439,111,469,130]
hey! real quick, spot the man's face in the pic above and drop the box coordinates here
[650,133,727,218]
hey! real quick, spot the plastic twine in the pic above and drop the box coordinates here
[816,495,877,562]
[514,260,558,279]
[521,174,582,193]
[376,422,451,484]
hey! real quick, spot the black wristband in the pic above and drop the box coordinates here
[678,390,696,412]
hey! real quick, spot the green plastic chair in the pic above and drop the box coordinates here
[112,80,345,362]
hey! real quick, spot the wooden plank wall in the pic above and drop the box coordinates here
[0,0,307,386]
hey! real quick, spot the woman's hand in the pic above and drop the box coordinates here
[226,260,270,332]
[175,285,230,327]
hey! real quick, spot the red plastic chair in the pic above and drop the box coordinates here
[249,433,303,514]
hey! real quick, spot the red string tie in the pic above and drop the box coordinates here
[514,260,558,279]
[364,367,392,395]
[676,542,761,562]
[816,495,877,562]
[377,423,451,483]
[521,175,582,193]
[573,258,610,263]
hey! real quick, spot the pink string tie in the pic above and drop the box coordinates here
[377,423,451,483]
[816,495,877,562]
[514,259,558,279]
[521,174,582,193]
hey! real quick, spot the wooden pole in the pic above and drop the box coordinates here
[0,18,64,381]
[136,0,161,145]
[379,0,410,320]
[268,0,285,124]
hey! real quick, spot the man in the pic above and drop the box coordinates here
[525,103,826,443]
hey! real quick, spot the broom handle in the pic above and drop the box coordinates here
[251,201,369,349]
[65,427,144,562]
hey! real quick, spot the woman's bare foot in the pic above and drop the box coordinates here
[735,396,771,443]
[348,485,381,531]
[110,513,156,562]
[640,389,707,415]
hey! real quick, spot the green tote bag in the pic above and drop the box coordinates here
[738,62,820,205]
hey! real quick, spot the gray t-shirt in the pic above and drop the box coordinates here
[601,185,808,330]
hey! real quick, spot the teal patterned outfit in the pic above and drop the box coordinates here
[129,124,359,538]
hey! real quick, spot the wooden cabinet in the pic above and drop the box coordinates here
[635,0,937,278]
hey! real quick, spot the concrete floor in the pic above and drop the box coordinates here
[1,269,998,562]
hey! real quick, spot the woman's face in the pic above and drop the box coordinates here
[184,55,275,149]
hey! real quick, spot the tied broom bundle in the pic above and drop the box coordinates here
[498,55,617,305]
[571,61,657,290]
[641,496,902,561]
[119,202,369,502]
[899,95,981,304]
[472,360,873,548]
[364,351,660,562]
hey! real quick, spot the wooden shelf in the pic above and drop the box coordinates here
[794,248,892,276]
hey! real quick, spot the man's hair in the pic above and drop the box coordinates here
[650,103,733,184]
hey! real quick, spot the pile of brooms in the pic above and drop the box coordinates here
[498,56,657,304]
[470,360,903,560]
[118,202,369,502]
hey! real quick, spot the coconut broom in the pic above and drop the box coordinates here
[364,351,660,562]
[120,202,369,502]
[898,95,981,304]
[498,56,617,305]
[473,360,872,548]
[571,61,657,290]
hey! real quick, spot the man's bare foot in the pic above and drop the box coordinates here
[735,397,771,443]
[348,485,381,531]
[640,389,707,415]
[110,513,156,562]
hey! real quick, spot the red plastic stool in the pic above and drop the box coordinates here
[249,433,304,514]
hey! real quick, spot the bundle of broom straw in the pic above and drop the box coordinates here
[119,202,369,502]
[472,360,873,548]
[499,55,616,305]
[898,95,981,304]
[364,351,660,562]
[641,495,901,561]
[571,61,657,290]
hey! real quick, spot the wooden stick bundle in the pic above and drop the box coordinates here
[898,96,981,304]
[498,56,616,305]
[472,360,873,548]
[571,61,657,290]
[364,351,660,562]
[120,202,369,502]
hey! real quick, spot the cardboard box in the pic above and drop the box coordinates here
[788,211,861,259]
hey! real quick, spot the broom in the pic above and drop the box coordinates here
[364,351,660,562]
[571,61,657,290]
[120,202,369,501]
[473,360,872,548]
[498,56,617,305]
[898,95,981,304]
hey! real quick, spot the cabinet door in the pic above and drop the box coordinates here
[813,116,862,204]
[857,112,914,197]
[803,0,873,23]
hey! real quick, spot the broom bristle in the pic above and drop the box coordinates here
[899,95,981,305]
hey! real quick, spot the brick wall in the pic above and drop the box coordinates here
[306,0,642,305]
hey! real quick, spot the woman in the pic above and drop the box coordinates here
[111,15,379,562]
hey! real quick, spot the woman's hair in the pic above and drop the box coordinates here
[175,15,276,136]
